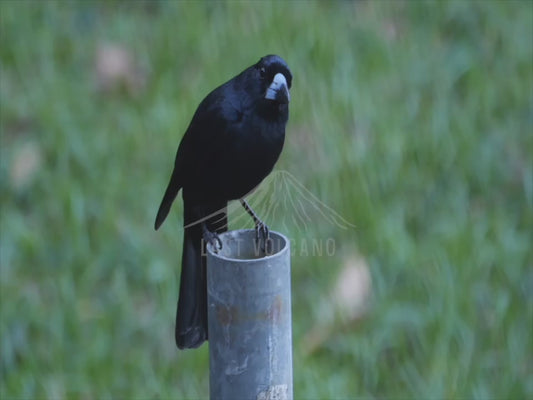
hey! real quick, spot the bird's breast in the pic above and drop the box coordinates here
[183,115,286,203]
[216,124,284,199]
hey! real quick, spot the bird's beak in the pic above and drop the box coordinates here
[265,73,290,104]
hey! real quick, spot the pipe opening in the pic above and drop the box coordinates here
[207,229,288,261]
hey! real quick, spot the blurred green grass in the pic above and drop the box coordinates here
[1,1,532,399]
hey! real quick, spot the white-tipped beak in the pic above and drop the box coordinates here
[265,73,290,104]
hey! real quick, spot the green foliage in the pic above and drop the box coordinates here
[1,1,531,398]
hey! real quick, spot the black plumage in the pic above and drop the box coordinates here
[154,55,292,349]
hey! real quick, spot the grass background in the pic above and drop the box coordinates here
[1,1,532,399]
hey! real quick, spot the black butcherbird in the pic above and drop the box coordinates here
[154,55,292,349]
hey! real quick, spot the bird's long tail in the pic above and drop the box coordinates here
[175,200,227,349]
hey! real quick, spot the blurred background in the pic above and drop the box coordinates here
[1,1,532,398]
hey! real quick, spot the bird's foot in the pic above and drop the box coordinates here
[203,229,222,253]
[240,199,273,255]
[255,221,272,255]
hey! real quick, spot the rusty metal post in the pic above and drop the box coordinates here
[206,229,292,400]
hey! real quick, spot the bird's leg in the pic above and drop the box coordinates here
[202,222,222,253]
[240,199,271,253]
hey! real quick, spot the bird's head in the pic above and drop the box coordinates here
[254,55,292,106]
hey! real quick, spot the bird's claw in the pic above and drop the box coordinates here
[203,230,222,253]
[255,221,272,254]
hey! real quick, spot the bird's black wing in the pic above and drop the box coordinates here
[154,80,245,229]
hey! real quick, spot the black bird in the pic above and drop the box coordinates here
[154,55,292,349]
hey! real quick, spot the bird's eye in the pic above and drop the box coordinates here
[259,67,266,78]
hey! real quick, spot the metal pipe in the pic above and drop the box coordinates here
[207,229,292,400]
